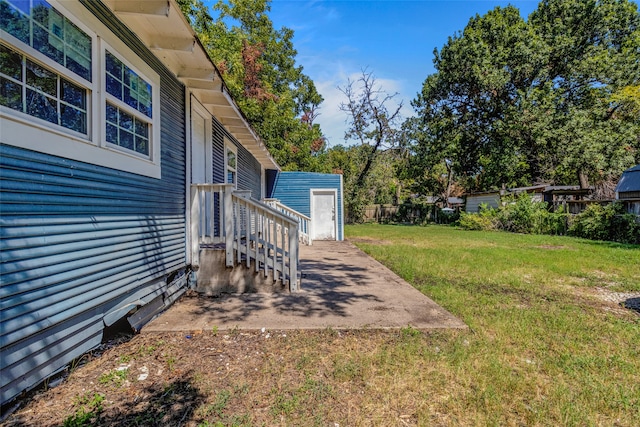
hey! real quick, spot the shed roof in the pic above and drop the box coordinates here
[101,0,279,170]
[615,165,640,193]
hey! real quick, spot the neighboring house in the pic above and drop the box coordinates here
[615,165,640,215]
[465,191,502,213]
[1,0,304,405]
[465,185,594,213]
[268,171,344,242]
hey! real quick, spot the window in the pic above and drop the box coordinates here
[0,0,92,81]
[225,142,237,188]
[104,50,152,156]
[1,44,87,134]
[1,0,162,178]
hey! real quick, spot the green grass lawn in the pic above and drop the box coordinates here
[347,224,640,426]
[9,225,639,427]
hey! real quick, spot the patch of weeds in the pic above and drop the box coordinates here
[233,383,249,396]
[62,393,104,427]
[300,377,333,401]
[295,354,317,373]
[401,325,422,338]
[137,340,164,357]
[119,354,131,364]
[198,415,250,427]
[322,327,338,338]
[166,354,176,371]
[197,389,252,427]
[204,389,231,418]
[270,386,300,417]
[332,358,362,381]
[211,325,219,336]
[98,368,128,388]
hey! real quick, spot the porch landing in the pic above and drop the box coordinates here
[142,241,466,332]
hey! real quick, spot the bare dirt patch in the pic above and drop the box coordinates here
[535,245,569,250]
[347,236,393,246]
[1,329,433,427]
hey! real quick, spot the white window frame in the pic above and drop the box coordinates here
[224,139,238,189]
[0,0,162,179]
[100,44,160,163]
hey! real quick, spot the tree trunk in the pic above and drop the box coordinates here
[578,170,590,189]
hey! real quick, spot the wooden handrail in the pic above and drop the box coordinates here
[263,198,312,245]
[191,184,299,290]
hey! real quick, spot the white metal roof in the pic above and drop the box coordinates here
[102,0,280,170]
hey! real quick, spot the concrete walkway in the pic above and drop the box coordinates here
[143,241,466,332]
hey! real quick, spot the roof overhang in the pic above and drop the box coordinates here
[101,0,280,170]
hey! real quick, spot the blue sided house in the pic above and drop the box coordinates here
[0,0,317,405]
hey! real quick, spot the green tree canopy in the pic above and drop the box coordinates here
[177,0,326,171]
[411,0,640,193]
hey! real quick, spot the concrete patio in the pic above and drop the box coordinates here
[142,241,467,332]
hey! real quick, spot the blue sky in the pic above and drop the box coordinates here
[213,1,542,146]
[267,0,540,146]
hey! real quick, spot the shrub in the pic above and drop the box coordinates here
[569,202,640,244]
[458,205,498,231]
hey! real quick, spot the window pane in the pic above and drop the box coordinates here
[227,151,236,169]
[106,122,118,144]
[61,79,84,109]
[26,88,57,124]
[105,73,121,100]
[2,44,88,134]
[33,23,64,64]
[120,110,133,131]
[0,76,23,109]
[134,117,148,138]
[65,46,91,81]
[105,51,121,80]
[106,103,151,156]
[135,136,149,156]
[32,0,53,26]
[3,0,92,81]
[106,50,152,119]
[0,44,22,80]
[106,102,118,124]
[120,129,134,150]
[60,104,86,133]
[0,1,29,43]
[65,21,91,59]
[26,59,57,96]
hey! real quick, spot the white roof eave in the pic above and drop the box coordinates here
[102,0,280,171]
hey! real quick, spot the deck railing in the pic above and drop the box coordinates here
[263,198,312,245]
[190,184,299,290]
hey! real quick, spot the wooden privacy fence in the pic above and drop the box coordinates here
[347,203,447,224]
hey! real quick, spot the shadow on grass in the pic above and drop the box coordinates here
[576,239,640,250]
[622,297,640,315]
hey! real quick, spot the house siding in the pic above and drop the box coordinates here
[0,1,187,404]
[270,172,344,240]
[465,193,501,213]
[212,117,262,198]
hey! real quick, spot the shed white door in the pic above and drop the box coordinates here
[311,190,336,240]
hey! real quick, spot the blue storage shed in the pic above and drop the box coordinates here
[268,171,344,241]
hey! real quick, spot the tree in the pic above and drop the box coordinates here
[339,70,404,220]
[177,0,326,171]
[410,0,640,194]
